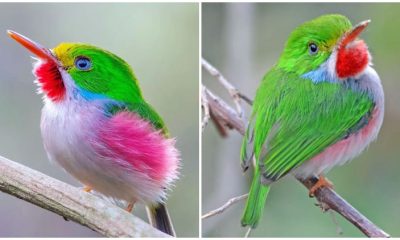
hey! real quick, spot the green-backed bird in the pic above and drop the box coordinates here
[8,31,180,236]
[240,14,384,228]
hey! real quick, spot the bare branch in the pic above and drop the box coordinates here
[209,109,229,137]
[203,87,245,134]
[202,59,390,237]
[300,177,389,238]
[202,58,245,118]
[0,156,169,238]
[238,92,253,106]
[201,86,211,130]
[244,227,252,238]
[202,193,248,220]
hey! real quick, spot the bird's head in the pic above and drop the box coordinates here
[8,31,142,103]
[277,14,371,81]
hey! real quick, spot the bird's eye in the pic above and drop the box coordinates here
[75,57,92,71]
[308,43,319,55]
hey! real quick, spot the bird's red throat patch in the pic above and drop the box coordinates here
[336,40,370,79]
[34,60,65,102]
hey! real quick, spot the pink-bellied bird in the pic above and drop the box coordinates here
[8,30,180,236]
[240,14,384,228]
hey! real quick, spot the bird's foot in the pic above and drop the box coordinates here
[125,201,136,213]
[309,175,333,197]
[83,186,92,193]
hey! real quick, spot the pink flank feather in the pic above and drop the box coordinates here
[98,111,180,185]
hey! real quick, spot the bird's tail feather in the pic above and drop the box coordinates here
[146,203,176,236]
[241,171,270,228]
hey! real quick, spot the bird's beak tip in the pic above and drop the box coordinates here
[339,19,370,48]
[7,30,56,63]
[358,19,371,28]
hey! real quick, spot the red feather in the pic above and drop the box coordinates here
[34,61,65,101]
[336,40,369,79]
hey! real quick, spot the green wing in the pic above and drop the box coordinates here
[128,101,168,135]
[241,68,374,182]
[107,101,169,136]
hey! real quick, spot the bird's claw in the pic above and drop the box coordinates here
[309,175,333,197]
[125,201,136,213]
[83,186,92,193]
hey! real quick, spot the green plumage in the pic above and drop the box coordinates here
[240,14,375,228]
[241,168,270,228]
[278,14,351,74]
[107,101,168,134]
[54,43,169,134]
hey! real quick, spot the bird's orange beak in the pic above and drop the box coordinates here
[339,20,370,48]
[7,30,57,63]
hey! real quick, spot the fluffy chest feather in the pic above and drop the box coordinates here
[40,99,118,192]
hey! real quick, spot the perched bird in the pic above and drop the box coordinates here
[8,31,180,236]
[240,14,384,228]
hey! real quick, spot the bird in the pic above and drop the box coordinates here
[240,14,384,228]
[8,30,180,236]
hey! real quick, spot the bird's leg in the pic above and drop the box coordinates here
[126,201,136,213]
[83,186,92,192]
[309,175,333,197]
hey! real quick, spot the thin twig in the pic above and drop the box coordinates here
[203,87,245,134]
[201,86,211,130]
[0,156,169,237]
[202,193,248,219]
[209,109,229,137]
[238,92,253,106]
[202,73,390,237]
[202,58,245,119]
[202,84,230,137]
[244,227,252,238]
[329,210,343,236]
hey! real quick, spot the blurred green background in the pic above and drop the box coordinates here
[0,3,198,237]
[202,3,400,237]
